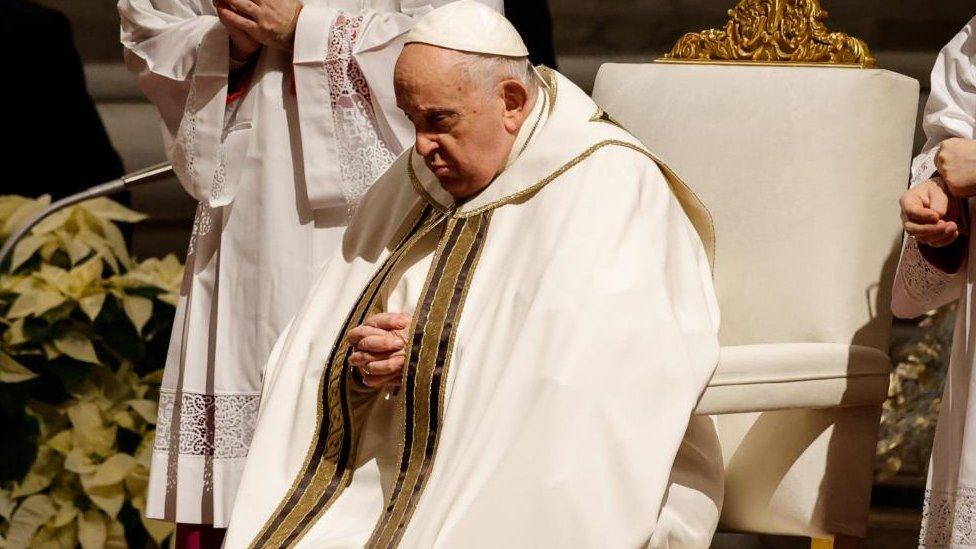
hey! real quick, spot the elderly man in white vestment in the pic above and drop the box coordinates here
[119,0,501,534]
[893,15,976,546]
[225,2,724,547]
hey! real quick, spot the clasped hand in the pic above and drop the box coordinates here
[899,137,976,248]
[899,176,960,248]
[937,137,976,198]
[214,0,303,60]
[345,313,412,389]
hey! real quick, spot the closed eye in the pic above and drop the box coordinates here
[427,111,458,131]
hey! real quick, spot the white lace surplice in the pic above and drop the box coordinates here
[117,0,484,527]
[891,16,976,547]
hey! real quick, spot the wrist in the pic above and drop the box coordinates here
[279,2,303,50]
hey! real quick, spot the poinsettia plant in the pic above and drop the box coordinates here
[0,195,181,548]
[876,305,955,482]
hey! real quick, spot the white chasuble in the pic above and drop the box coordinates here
[224,69,720,548]
[892,16,976,547]
[120,0,502,527]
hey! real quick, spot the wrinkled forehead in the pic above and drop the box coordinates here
[394,44,473,107]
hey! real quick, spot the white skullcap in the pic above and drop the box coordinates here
[405,0,529,58]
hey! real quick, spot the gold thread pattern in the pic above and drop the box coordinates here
[250,208,492,548]
[251,68,718,546]
[367,213,492,547]
[249,205,444,548]
[451,139,716,272]
[408,136,715,273]
[662,0,875,68]
[590,108,623,127]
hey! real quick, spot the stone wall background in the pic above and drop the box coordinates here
[38,0,976,61]
[30,0,976,258]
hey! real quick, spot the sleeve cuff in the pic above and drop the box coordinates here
[293,5,339,65]
[910,148,939,188]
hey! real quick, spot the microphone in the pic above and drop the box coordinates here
[0,162,175,267]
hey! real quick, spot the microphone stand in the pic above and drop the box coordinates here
[0,162,175,268]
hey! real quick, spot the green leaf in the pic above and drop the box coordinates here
[66,402,115,456]
[10,234,48,272]
[63,449,96,475]
[5,317,28,345]
[78,509,107,549]
[0,352,37,383]
[0,488,14,521]
[51,500,77,528]
[87,454,137,488]
[79,480,125,519]
[58,228,93,267]
[32,522,79,549]
[68,259,103,293]
[30,208,72,236]
[140,370,164,385]
[95,217,131,270]
[46,430,72,455]
[111,409,137,431]
[142,515,175,545]
[10,447,60,498]
[53,332,100,365]
[79,198,147,224]
[126,399,157,424]
[75,230,119,274]
[6,290,67,319]
[35,264,73,295]
[122,295,153,334]
[5,494,57,548]
[0,195,49,237]
[106,518,127,548]
[78,293,106,322]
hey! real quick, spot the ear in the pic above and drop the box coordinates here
[499,80,531,134]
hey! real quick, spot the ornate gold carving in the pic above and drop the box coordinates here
[661,0,875,68]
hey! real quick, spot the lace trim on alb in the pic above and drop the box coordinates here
[901,237,952,303]
[325,13,397,216]
[921,486,976,547]
[153,390,260,459]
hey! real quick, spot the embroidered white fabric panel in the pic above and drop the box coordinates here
[921,486,976,547]
[154,390,260,459]
[901,237,953,304]
[325,13,397,215]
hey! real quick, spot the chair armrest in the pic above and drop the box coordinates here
[695,343,891,415]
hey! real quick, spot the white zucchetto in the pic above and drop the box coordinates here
[404,0,529,58]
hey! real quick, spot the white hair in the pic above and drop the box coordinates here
[453,52,537,97]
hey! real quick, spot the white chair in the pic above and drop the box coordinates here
[593,58,918,547]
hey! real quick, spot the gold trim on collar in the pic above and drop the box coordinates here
[454,139,716,272]
[248,206,445,548]
[536,65,558,115]
[408,156,451,213]
[590,108,623,127]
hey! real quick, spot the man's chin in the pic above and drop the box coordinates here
[434,172,462,190]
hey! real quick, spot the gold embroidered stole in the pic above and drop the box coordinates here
[250,204,492,548]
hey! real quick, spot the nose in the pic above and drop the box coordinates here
[415,133,438,158]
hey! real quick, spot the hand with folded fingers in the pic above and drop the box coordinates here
[936,137,976,198]
[214,0,303,55]
[899,176,962,248]
[346,312,412,389]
